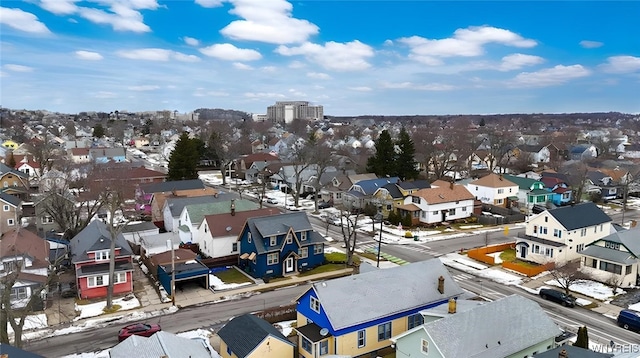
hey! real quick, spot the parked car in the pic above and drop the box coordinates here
[118,323,162,342]
[59,282,77,298]
[318,201,331,209]
[539,288,575,307]
[265,197,278,204]
[617,309,640,331]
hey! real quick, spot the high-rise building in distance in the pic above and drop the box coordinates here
[266,101,323,124]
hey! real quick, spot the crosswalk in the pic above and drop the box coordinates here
[357,242,443,258]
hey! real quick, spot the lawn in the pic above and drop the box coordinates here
[500,248,540,268]
[325,252,362,265]
[298,263,348,276]
[213,267,253,284]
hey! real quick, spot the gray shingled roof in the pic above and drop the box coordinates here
[69,220,132,263]
[109,331,212,358]
[246,211,322,254]
[0,192,22,207]
[166,192,235,217]
[580,245,637,264]
[595,227,640,255]
[533,345,613,358]
[121,221,158,234]
[423,295,561,358]
[312,259,464,331]
[547,202,611,230]
[140,179,205,194]
[0,162,28,178]
[380,183,403,199]
[217,314,293,358]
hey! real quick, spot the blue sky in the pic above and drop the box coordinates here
[1,0,639,116]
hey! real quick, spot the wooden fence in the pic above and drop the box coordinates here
[502,261,555,277]
[466,243,553,277]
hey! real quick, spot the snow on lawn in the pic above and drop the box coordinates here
[6,314,47,334]
[544,279,624,301]
[75,294,141,320]
[273,320,296,337]
[439,253,523,286]
[627,302,640,311]
[209,274,252,290]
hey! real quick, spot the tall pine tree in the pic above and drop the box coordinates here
[167,132,199,181]
[366,130,396,177]
[573,326,589,349]
[395,127,419,180]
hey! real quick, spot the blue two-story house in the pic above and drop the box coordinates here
[294,259,464,358]
[540,173,572,206]
[238,212,327,279]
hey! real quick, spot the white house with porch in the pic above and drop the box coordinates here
[515,203,612,265]
[579,228,640,287]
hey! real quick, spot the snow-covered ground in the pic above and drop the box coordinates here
[75,294,141,320]
[543,279,625,302]
[209,273,252,290]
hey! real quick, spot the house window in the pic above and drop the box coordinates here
[270,236,277,246]
[496,198,503,205]
[226,346,232,355]
[432,211,438,215]
[41,216,54,224]
[580,228,587,237]
[10,287,28,300]
[301,336,312,353]
[378,322,392,341]
[88,275,105,287]
[421,339,429,354]
[314,244,323,255]
[319,340,329,355]
[421,211,426,218]
[7,218,14,226]
[626,265,633,275]
[544,216,548,222]
[96,250,109,261]
[2,205,8,211]
[544,248,553,258]
[357,329,366,348]
[448,208,456,216]
[248,232,252,243]
[114,272,126,284]
[407,313,424,329]
[299,247,308,258]
[600,224,603,232]
[533,245,540,254]
[605,242,620,250]
[232,243,238,252]
[498,189,504,194]
[300,231,307,241]
[533,226,537,234]
[599,261,622,274]
[594,227,597,233]
[553,229,562,238]
[204,225,207,233]
[310,296,320,313]
[540,226,548,235]
[267,253,279,265]
[576,244,584,252]
[462,206,467,212]
[3,259,23,272]
[412,197,420,204]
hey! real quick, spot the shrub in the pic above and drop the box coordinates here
[404,231,414,238]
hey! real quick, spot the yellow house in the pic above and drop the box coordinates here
[295,259,463,358]
[1,140,19,150]
[217,313,295,358]
[372,181,431,217]
[0,162,30,200]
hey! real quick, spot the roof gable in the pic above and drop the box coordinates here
[69,220,132,263]
[547,202,611,230]
[217,314,293,358]
[469,173,517,188]
[413,183,474,204]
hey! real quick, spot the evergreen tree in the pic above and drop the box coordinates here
[395,127,419,180]
[479,118,486,127]
[366,130,396,177]
[167,132,199,181]
[7,152,16,168]
[93,123,105,138]
[573,326,589,349]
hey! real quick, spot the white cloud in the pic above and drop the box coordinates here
[511,64,590,87]
[78,7,150,32]
[580,40,603,49]
[276,40,374,71]
[94,91,117,98]
[3,64,34,72]
[261,66,277,73]
[183,36,200,46]
[0,7,51,34]
[600,56,640,74]
[233,62,253,70]
[499,53,544,71]
[199,43,261,61]
[381,81,455,91]
[39,0,78,15]
[348,86,372,92]
[220,0,318,44]
[243,92,286,99]
[75,50,103,60]
[307,72,330,79]
[128,85,160,91]
[194,0,223,8]
[399,26,536,65]
[288,61,306,69]
[116,48,199,62]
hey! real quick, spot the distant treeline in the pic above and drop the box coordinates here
[194,108,251,121]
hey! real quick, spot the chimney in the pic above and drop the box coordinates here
[449,181,454,190]
[447,298,456,314]
[231,199,236,216]
[558,349,568,358]
[499,174,503,181]
[437,275,445,294]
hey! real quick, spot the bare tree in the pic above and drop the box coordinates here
[607,273,623,296]
[549,260,583,297]
[25,134,59,177]
[339,202,363,266]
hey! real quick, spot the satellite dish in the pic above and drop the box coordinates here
[319,328,329,337]
[226,226,232,232]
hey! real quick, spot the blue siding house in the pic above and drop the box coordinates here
[294,259,465,358]
[238,212,327,279]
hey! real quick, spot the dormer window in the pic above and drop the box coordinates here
[248,232,252,243]
[287,234,293,244]
[96,250,109,261]
[270,236,277,246]
[301,231,307,241]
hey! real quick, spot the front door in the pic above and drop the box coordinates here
[520,246,527,258]
[284,257,295,273]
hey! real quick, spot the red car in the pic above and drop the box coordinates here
[118,323,161,342]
